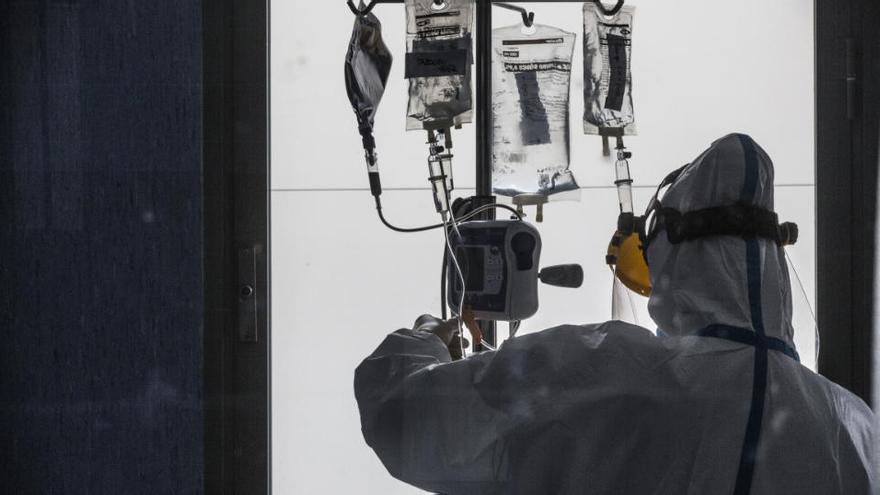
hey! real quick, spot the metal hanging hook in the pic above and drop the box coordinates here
[494,2,534,28]
[348,0,446,17]
[592,0,626,17]
[347,0,378,17]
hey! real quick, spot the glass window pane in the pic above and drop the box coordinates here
[271,1,816,492]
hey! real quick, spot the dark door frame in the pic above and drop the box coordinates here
[816,0,879,404]
[203,0,271,492]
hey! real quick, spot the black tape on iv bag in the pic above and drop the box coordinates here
[405,36,472,79]
[514,72,551,145]
[605,34,628,111]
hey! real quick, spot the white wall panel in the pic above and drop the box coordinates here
[271,191,437,494]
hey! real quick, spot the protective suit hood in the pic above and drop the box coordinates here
[647,133,795,348]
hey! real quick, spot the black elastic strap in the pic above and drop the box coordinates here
[635,164,687,260]
[651,204,785,246]
[647,164,688,212]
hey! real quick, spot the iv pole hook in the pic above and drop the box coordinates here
[592,0,625,17]
[494,3,535,28]
[347,0,378,17]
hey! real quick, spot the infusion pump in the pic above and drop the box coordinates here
[446,220,542,322]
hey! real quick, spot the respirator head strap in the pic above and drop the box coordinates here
[644,165,687,213]
[649,203,799,247]
[636,164,689,250]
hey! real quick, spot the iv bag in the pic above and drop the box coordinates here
[345,5,393,139]
[404,0,475,131]
[491,24,579,198]
[583,3,636,135]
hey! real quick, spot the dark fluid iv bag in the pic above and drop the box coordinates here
[345,4,393,146]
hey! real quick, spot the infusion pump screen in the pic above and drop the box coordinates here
[457,246,486,292]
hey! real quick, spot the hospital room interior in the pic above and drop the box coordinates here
[1,0,879,493]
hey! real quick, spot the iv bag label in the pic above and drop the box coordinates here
[415,26,462,39]
[405,49,469,78]
[504,61,572,73]
[415,10,462,21]
[502,38,565,46]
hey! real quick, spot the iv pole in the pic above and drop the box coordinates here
[352,0,625,348]
[474,0,496,348]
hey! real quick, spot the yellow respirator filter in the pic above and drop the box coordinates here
[606,231,651,296]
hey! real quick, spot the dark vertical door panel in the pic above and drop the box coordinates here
[817,0,879,402]
[859,0,880,404]
[816,0,855,396]
[0,1,204,493]
[203,0,270,492]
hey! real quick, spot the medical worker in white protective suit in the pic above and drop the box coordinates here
[354,134,877,494]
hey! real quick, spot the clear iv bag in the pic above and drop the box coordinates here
[404,0,475,131]
[583,3,637,135]
[491,24,579,198]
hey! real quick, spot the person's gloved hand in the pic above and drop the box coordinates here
[413,314,469,360]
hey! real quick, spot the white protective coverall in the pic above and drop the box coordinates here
[354,134,877,494]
